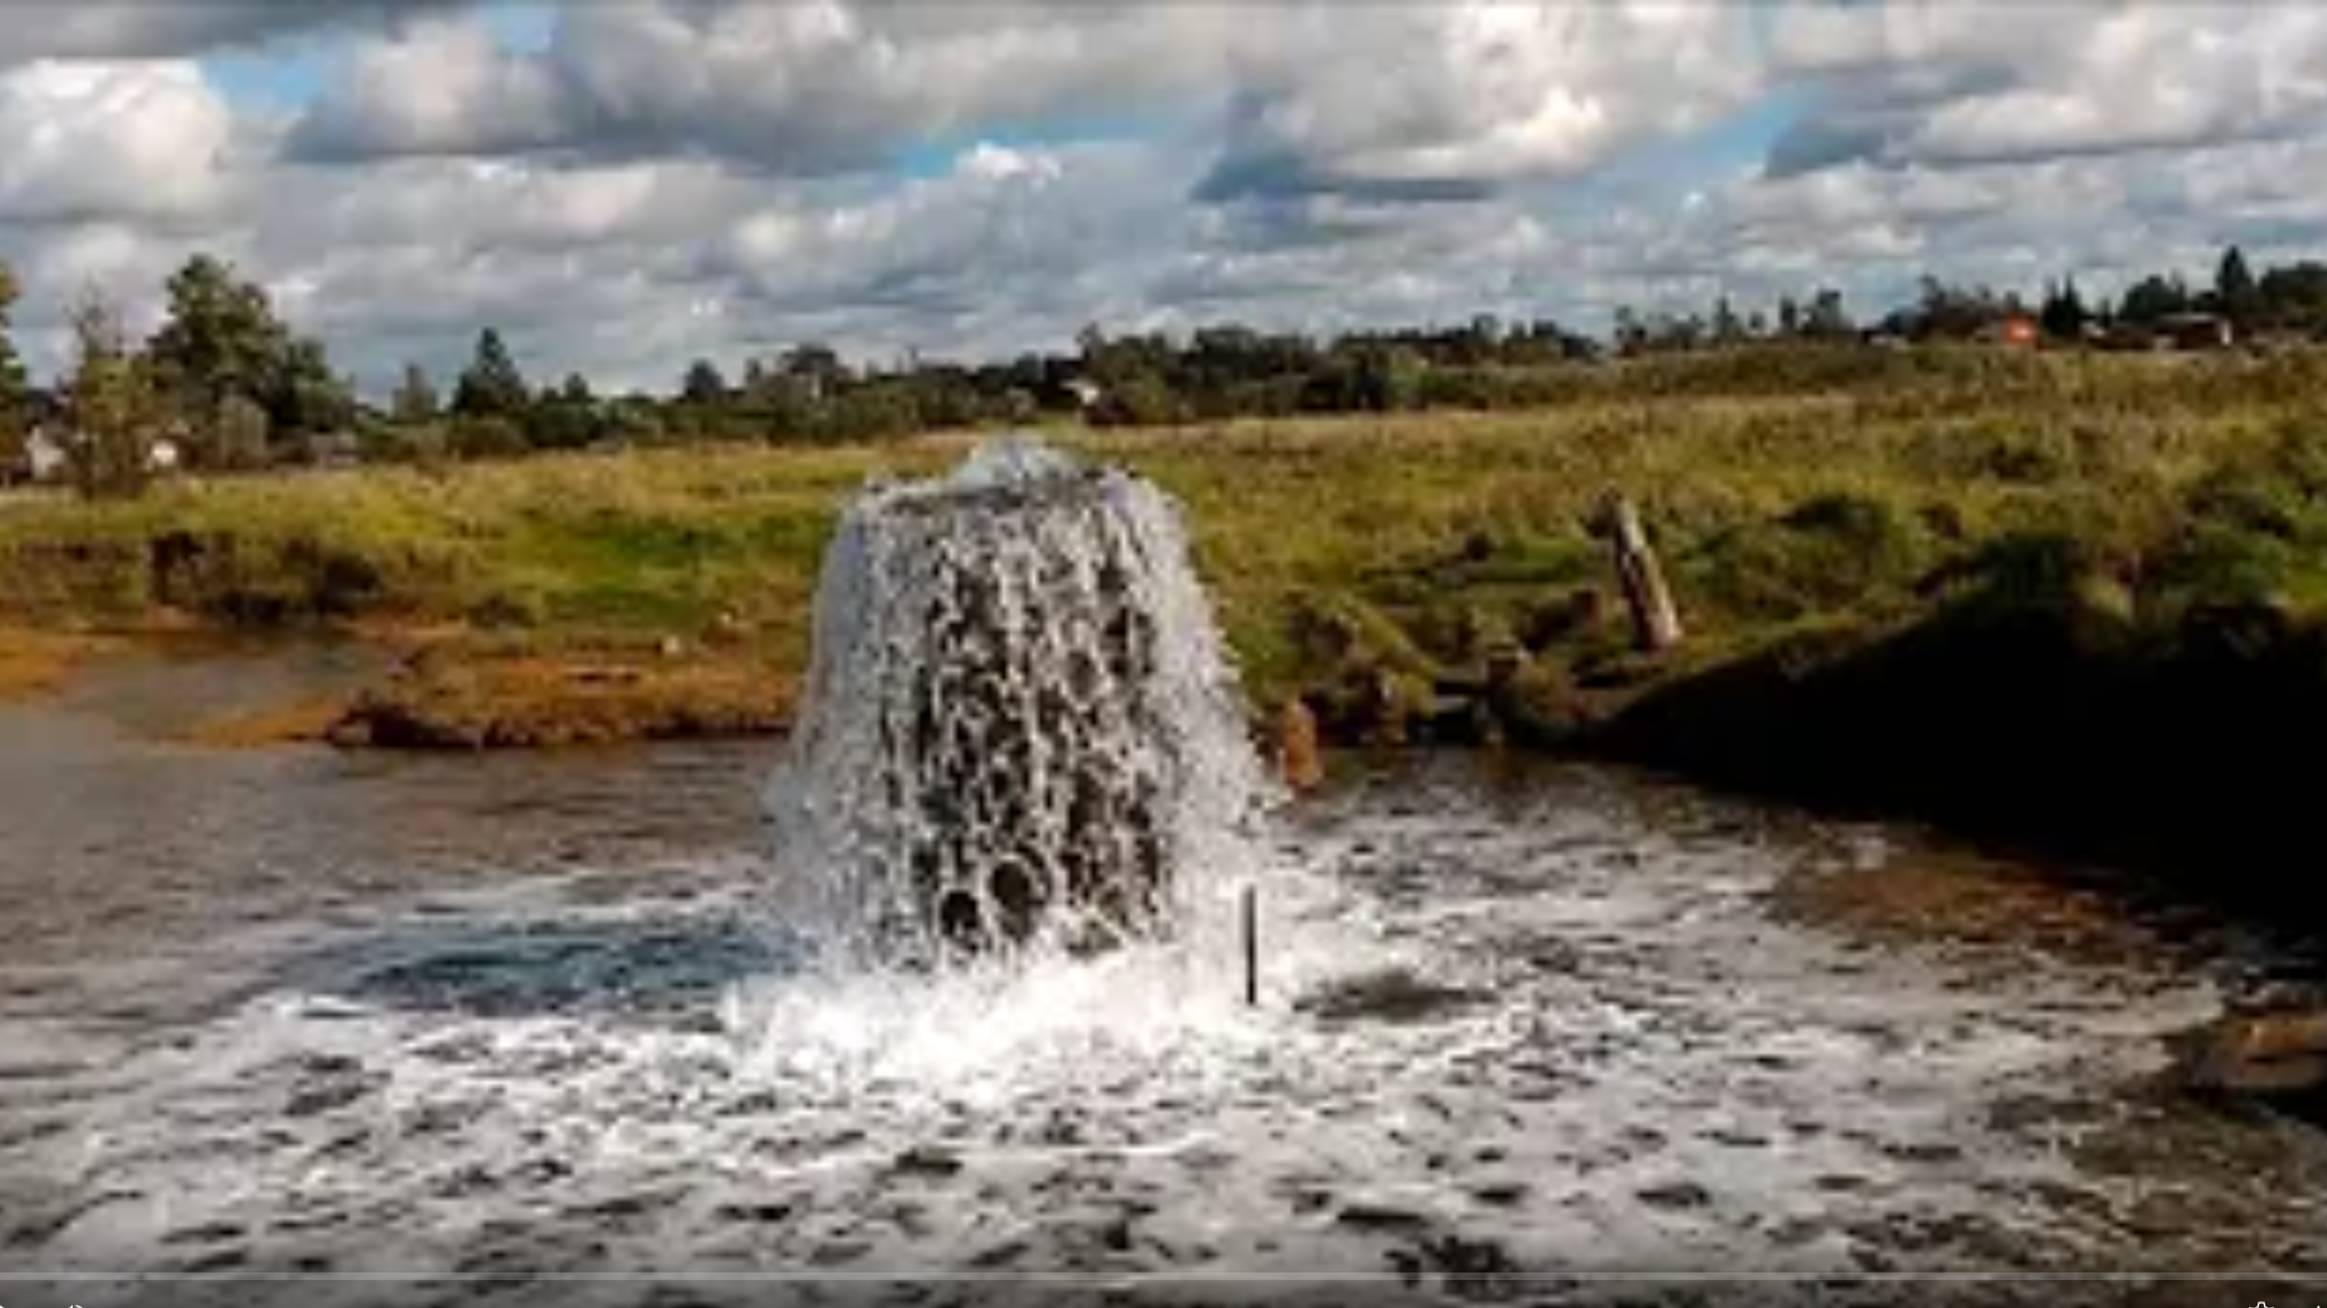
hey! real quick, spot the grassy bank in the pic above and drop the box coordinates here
[8,343,2327,874]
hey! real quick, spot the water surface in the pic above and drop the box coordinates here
[1,652,2322,1306]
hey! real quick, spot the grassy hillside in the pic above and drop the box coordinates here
[7,342,2327,729]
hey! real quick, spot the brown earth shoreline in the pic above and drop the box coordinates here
[0,627,126,702]
[333,641,794,749]
[2,622,795,750]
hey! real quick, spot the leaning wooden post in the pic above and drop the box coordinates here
[1604,494,1683,652]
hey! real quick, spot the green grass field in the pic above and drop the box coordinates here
[8,344,2327,716]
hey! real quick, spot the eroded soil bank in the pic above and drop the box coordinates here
[1,622,793,750]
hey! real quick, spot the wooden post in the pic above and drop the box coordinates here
[1604,494,1682,652]
[1240,882,1259,1008]
[1273,698,1325,792]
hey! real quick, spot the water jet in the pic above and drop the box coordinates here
[766,437,1271,969]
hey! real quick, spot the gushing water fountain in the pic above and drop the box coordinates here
[766,437,1273,970]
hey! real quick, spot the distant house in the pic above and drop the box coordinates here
[304,430,362,468]
[25,427,67,483]
[2099,312,2234,352]
[1978,313,2040,348]
[5,392,70,485]
[1063,377,1103,410]
[9,421,185,485]
[2098,321,2164,352]
[2157,312,2234,350]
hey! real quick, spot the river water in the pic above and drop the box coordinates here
[1,649,2323,1306]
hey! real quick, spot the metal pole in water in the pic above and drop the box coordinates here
[1241,882,1259,1007]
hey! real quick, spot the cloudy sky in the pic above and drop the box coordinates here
[4,1,2325,395]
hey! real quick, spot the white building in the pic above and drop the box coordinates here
[25,428,66,482]
[13,427,182,483]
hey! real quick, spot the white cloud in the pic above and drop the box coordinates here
[1200,4,1761,200]
[1768,2,2327,171]
[0,2,444,68]
[288,15,567,159]
[291,2,1228,171]
[286,0,1762,202]
[9,1,2327,396]
[0,60,234,222]
[956,142,1063,185]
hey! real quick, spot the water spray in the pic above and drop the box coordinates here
[766,436,1277,972]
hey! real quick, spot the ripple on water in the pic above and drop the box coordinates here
[1,758,2322,1307]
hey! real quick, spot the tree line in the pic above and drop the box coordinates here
[5,244,2327,497]
[0,257,354,497]
[1612,248,2327,353]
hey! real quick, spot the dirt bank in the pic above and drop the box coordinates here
[183,695,355,748]
[1582,588,2327,919]
[0,620,795,751]
[332,638,795,748]
[0,627,126,701]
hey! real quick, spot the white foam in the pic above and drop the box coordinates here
[766,436,1275,968]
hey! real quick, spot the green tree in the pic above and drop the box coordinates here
[63,289,159,500]
[780,343,846,397]
[1612,306,1648,354]
[2258,261,2327,332]
[147,255,287,467]
[146,254,351,464]
[1091,371,1179,426]
[148,257,282,392]
[1346,344,1420,411]
[450,416,527,461]
[393,363,439,422]
[271,336,354,442]
[1803,287,1853,339]
[2216,245,2260,327]
[2119,273,2190,323]
[681,358,727,404]
[212,391,272,470]
[2039,277,2089,339]
[0,261,26,471]
[1711,296,1744,344]
[525,373,603,450]
[1911,276,2000,339]
[452,328,529,420]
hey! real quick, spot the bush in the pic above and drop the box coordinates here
[1689,492,1928,622]
[1091,373,1183,427]
[451,416,528,460]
